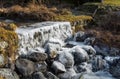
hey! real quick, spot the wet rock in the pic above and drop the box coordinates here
[94,45,110,56]
[80,45,96,55]
[71,46,89,65]
[0,68,19,79]
[44,38,65,58]
[105,56,120,64]
[110,59,120,78]
[52,61,66,74]
[45,72,59,79]
[28,50,48,62]
[0,54,5,67]
[58,51,74,68]
[45,43,60,58]
[32,72,46,79]
[74,31,85,42]
[92,55,108,72]
[109,47,120,56]
[84,37,95,46]
[74,62,92,73]
[15,58,35,76]
[35,61,47,72]
[58,68,76,79]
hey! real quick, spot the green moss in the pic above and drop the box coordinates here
[54,14,93,32]
[0,25,18,66]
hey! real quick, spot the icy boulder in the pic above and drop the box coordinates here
[16,22,72,55]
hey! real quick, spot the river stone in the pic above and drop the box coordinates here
[74,62,92,73]
[45,72,59,79]
[109,47,120,56]
[58,68,76,79]
[92,55,108,72]
[35,61,47,72]
[28,50,48,62]
[32,72,46,79]
[110,59,120,78]
[0,68,19,79]
[58,51,74,68]
[51,61,66,74]
[45,43,60,58]
[84,37,96,46]
[71,46,89,65]
[94,44,110,56]
[80,45,96,55]
[74,31,86,41]
[15,58,35,76]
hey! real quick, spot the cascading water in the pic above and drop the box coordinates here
[16,21,72,55]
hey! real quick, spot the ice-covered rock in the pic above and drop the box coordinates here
[74,62,92,73]
[44,38,64,58]
[51,61,66,74]
[58,51,74,68]
[71,46,89,64]
[16,22,72,55]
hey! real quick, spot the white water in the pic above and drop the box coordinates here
[16,21,72,55]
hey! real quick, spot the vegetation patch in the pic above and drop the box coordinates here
[54,15,93,32]
[0,22,18,67]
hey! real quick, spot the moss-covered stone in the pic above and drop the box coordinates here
[0,23,18,67]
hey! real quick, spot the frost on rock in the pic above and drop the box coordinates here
[16,22,72,55]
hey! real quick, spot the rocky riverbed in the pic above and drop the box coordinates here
[0,22,120,79]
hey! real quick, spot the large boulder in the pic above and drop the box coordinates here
[27,50,48,62]
[58,51,74,68]
[0,68,19,79]
[51,61,66,74]
[15,58,35,76]
[71,46,89,65]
